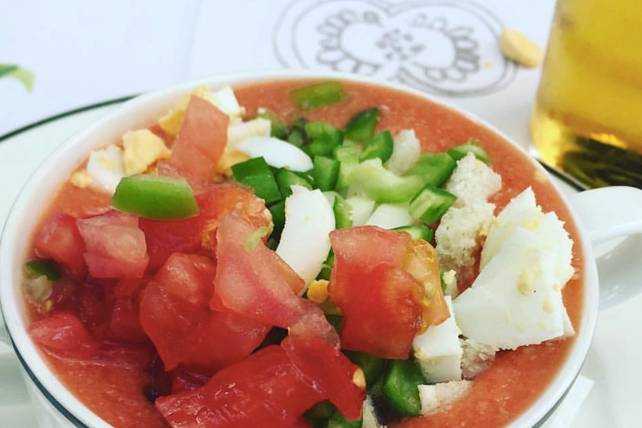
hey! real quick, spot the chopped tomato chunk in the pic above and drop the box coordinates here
[30,312,97,359]
[330,226,430,359]
[139,253,268,373]
[156,339,364,428]
[140,182,270,273]
[169,96,229,180]
[282,337,365,420]
[34,214,86,276]
[77,211,149,279]
[29,312,153,370]
[213,213,337,346]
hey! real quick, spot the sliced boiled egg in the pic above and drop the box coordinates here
[276,185,335,287]
[235,137,313,172]
[413,297,463,383]
[227,118,271,147]
[86,145,126,193]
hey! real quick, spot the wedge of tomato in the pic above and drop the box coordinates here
[212,213,337,346]
[76,211,149,279]
[139,253,268,373]
[34,213,86,276]
[140,182,271,273]
[168,96,229,180]
[330,226,444,359]
[156,338,364,428]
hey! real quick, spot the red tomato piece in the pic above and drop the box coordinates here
[170,367,210,394]
[109,297,147,343]
[282,337,365,420]
[139,216,204,272]
[213,213,338,346]
[29,312,154,369]
[169,96,229,180]
[156,339,364,428]
[30,312,97,359]
[34,213,86,276]
[140,182,270,273]
[77,211,149,279]
[139,253,268,373]
[156,346,324,428]
[330,227,424,359]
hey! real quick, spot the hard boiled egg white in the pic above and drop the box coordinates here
[235,137,313,172]
[86,145,126,194]
[276,185,335,287]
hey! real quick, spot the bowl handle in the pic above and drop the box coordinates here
[569,186,642,308]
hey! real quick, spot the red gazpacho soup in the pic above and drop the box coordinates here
[23,80,583,428]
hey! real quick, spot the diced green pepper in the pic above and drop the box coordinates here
[287,129,305,147]
[269,200,286,238]
[409,185,456,224]
[360,131,393,162]
[382,360,426,416]
[112,175,199,220]
[257,108,288,139]
[333,194,353,229]
[405,153,457,187]
[305,401,336,428]
[232,157,282,203]
[334,143,362,192]
[291,81,346,110]
[344,351,387,388]
[305,121,343,157]
[448,138,490,163]
[24,259,61,281]
[393,224,434,241]
[348,159,424,203]
[276,169,313,198]
[327,409,362,428]
[344,107,379,142]
[313,156,340,191]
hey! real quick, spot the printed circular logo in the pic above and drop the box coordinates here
[274,0,517,97]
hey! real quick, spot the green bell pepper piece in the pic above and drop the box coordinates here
[112,175,199,220]
[268,200,286,240]
[305,121,343,157]
[276,169,313,198]
[393,224,434,241]
[344,107,379,142]
[24,259,61,281]
[291,82,346,110]
[344,351,387,389]
[405,152,457,188]
[327,409,362,428]
[348,159,424,203]
[313,156,340,191]
[409,185,456,224]
[232,157,282,203]
[382,360,426,416]
[360,131,393,162]
[448,138,490,163]
[334,143,362,192]
[333,194,353,229]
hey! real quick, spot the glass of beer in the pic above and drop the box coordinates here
[531,0,642,188]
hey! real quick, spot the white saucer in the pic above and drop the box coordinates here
[1,101,640,427]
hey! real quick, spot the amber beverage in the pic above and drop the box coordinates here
[531,0,642,188]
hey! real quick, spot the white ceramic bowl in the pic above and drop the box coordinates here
[1,70,641,428]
